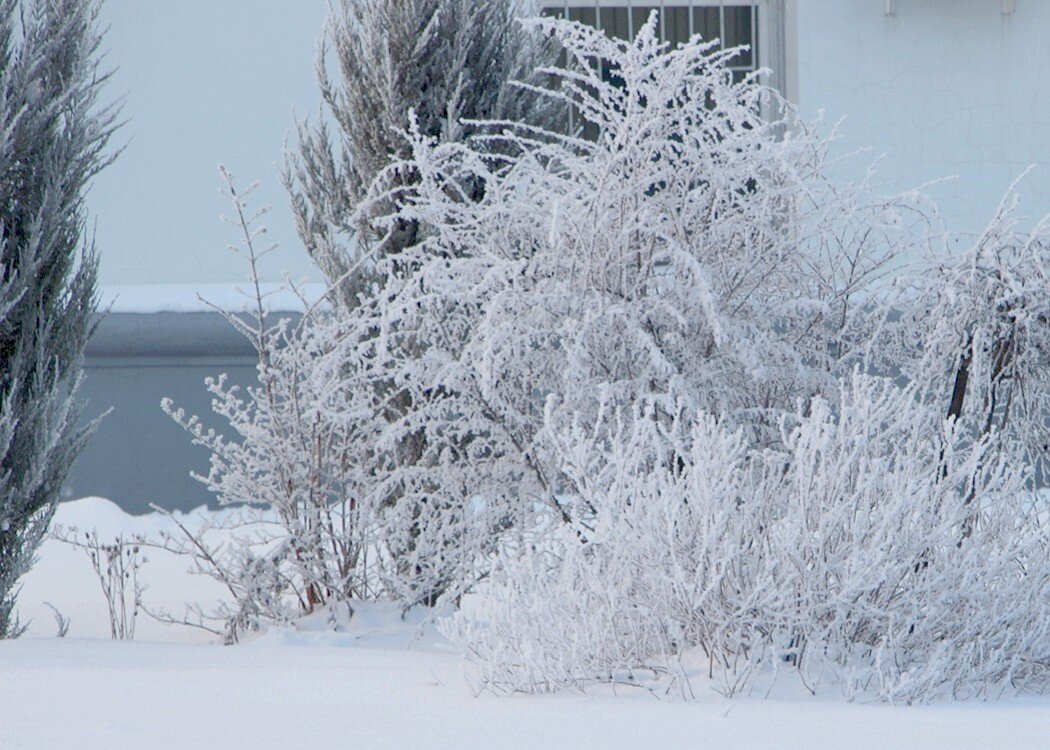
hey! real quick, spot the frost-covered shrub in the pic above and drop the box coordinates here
[52,526,145,640]
[762,375,1048,701]
[164,299,506,634]
[336,12,925,626]
[165,11,1050,688]
[166,0,557,630]
[432,18,1050,700]
[364,11,923,496]
[891,186,1050,478]
[446,374,1050,702]
[163,171,504,637]
[164,172,386,635]
[447,400,766,699]
[165,315,377,615]
[273,0,559,610]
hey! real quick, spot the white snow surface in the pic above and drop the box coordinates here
[4,497,1050,749]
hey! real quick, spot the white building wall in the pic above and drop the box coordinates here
[89,2,1050,287]
[90,1,327,287]
[795,0,1050,233]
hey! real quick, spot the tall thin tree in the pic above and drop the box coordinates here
[0,0,119,637]
[286,0,556,300]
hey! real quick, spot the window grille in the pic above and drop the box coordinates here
[541,1,763,82]
[540,2,775,134]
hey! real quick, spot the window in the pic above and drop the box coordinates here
[541,2,763,83]
[540,2,776,136]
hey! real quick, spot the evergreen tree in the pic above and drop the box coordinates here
[286,0,556,299]
[0,0,118,637]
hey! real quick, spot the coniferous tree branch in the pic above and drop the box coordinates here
[0,0,119,637]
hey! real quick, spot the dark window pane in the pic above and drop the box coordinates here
[664,6,690,48]
[599,6,630,41]
[568,7,597,27]
[692,7,720,46]
[546,4,757,64]
[724,6,755,68]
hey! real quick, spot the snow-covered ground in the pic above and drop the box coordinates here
[4,498,1050,750]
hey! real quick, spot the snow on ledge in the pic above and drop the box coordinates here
[98,282,330,314]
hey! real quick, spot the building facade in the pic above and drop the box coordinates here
[73,0,1049,511]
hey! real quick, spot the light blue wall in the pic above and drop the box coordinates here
[72,3,331,510]
[92,1,1050,280]
[89,1,328,287]
[796,0,1050,234]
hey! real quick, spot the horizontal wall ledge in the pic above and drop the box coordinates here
[86,311,303,360]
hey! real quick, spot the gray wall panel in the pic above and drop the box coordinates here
[64,311,295,514]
